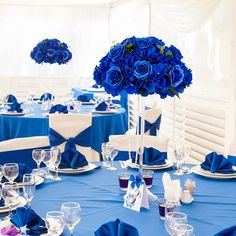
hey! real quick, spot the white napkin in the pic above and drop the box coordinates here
[162,172,182,201]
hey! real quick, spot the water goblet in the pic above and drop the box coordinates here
[165,212,187,235]
[46,211,65,236]
[107,143,118,171]
[51,147,62,181]
[23,174,35,207]
[61,202,81,236]
[173,143,184,176]
[43,149,53,179]
[101,142,111,168]
[2,182,19,217]
[182,145,192,174]
[3,163,19,184]
[0,165,3,182]
[173,224,194,236]
[32,149,45,175]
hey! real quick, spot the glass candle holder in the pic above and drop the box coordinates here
[143,170,154,188]
[118,172,130,191]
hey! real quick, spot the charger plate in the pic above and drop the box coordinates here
[55,163,98,174]
[17,176,44,187]
[191,165,236,179]
[0,111,25,116]
[0,196,27,214]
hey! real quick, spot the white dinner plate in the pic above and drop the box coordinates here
[0,196,27,214]
[82,101,96,105]
[17,176,44,187]
[125,159,173,170]
[191,165,236,179]
[86,88,104,92]
[54,163,98,174]
[0,111,25,116]
[92,109,118,114]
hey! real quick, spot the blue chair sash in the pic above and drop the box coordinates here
[138,115,161,136]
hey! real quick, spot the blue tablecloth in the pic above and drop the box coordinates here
[19,163,236,235]
[0,104,128,153]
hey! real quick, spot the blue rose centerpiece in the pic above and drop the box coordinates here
[94,36,192,98]
[31,39,72,65]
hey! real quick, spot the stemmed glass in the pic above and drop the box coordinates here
[51,147,62,181]
[182,145,192,174]
[2,182,19,217]
[46,211,65,236]
[3,163,19,183]
[165,212,187,235]
[173,224,194,236]
[43,149,53,179]
[173,143,184,176]
[23,174,36,207]
[61,202,81,236]
[0,165,4,182]
[107,143,118,171]
[32,149,45,175]
[101,142,111,168]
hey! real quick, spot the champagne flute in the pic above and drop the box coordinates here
[0,165,3,182]
[23,174,36,207]
[51,147,61,181]
[107,143,118,171]
[32,149,45,175]
[3,163,19,183]
[46,211,65,236]
[2,182,19,217]
[61,202,81,236]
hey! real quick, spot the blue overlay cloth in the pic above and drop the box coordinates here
[40,93,53,101]
[201,152,235,174]
[7,94,17,103]
[49,128,90,169]
[138,115,162,136]
[11,207,47,235]
[95,219,140,236]
[49,104,68,114]
[215,225,236,236]
[95,102,108,111]
[8,101,23,113]
[77,95,90,102]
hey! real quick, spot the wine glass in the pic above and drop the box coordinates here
[165,212,187,235]
[0,165,3,182]
[51,147,61,181]
[173,224,194,236]
[32,149,45,175]
[73,101,82,113]
[101,142,111,168]
[107,143,118,171]
[43,149,53,179]
[46,211,65,236]
[3,163,19,183]
[61,202,81,236]
[173,143,184,176]
[23,174,36,207]
[182,145,192,174]
[2,182,19,217]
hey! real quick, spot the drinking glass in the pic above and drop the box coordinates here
[2,182,19,217]
[165,200,181,215]
[101,142,111,168]
[182,145,192,174]
[106,97,112,106]
[173,224,194,236]
[73,101,82,112]
[32,149,45,174]
[61,202,81,236]
[142,170,154,188]
[118,172,130,191]
[173,143,184,176]
[0,165,3,182]
[51,147,62,181]
[3,163,19,183]
[46,211,65,236]
[43,149,53,179]
[165,212,187,235]
[107,143,118,171]
[23,174,36,207]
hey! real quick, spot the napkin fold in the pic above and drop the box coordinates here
[92,84,99,88]
[201,152,235,174]
[10,207,47,236]
[49,104,68,114]
[227,155,236,166]
[131,147,167,166]
[215,225,236,236]
[94,219,140,236]
[95,102,108,111]
[8,101,23,113]
[7,94,17,103]
[40,93,53,101]
[0,198,5,207]
[77,95,90,102]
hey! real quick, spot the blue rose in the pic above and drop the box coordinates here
[169,65,184,87]
[135,37,153,49]
[47,49,55,57]
[169,45,183,60]
[134,60,153,80]
[93,66,103,85]
[108,44,125,61]
[106,66,124,88]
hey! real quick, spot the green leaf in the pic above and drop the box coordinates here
[157,45,165,55]
[110,42,120,49]
[165,50,173,58]
[168,86,180,99]
[126,42,134,52]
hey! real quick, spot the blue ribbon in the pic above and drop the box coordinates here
[129,175,143,189]
[49,127,91,168]
[138,115,161,136]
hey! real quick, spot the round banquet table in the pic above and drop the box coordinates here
[12,162,236,236]
[0,104,128,153]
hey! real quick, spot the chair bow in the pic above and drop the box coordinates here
[138,115,161,136]
[49,127,91,168]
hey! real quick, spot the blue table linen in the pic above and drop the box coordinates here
[11,207,47,235]
[49,104,68,114]
[201,152,235,174]
[95,219,140,236]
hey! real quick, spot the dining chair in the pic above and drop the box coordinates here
[49,114,100,162]
[0,136,50,168]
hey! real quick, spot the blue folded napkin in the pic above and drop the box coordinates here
[92,84,99,88]
[7,94,17,103]
[131,147,167,166]
[11,207,48,235]
[8,101,23,113]
[0,198,5,207]
[40,93,53,101]
[49,104,68,114]
[215,225,236,236]
[95,219,140,236]
[77,95,90,102]
[201,152,235,174]
[227,155,236,166]
[95,102,108,111]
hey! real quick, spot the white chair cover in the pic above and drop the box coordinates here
[49,114,99,162]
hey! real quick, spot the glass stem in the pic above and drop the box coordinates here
[37,163,40,172]
[9,203,12,216]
